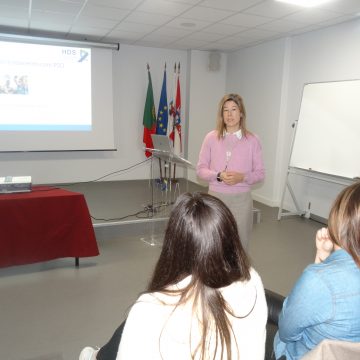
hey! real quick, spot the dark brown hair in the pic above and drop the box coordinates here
[328,182,360,267]
[147,192,251,359]
[216,93,251,140]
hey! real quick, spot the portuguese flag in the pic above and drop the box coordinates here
[143,64,156,158]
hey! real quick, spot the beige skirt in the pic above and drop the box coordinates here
[208,190,253,251]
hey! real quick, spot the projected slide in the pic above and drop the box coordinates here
[0,41,91,131]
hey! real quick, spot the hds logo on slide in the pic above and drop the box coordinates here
[62,48,76,56]
[78,49,89,62]
[61,48,89,62]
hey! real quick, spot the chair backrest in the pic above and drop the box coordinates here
[302,339,360,360]
[265,288,285,326]
[264,289,285,360]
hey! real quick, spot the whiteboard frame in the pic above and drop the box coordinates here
[289,79,360,179]
[278,79,359,220]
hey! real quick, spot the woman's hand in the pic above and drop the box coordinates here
[221,171,245,185]
[315,227,334,264]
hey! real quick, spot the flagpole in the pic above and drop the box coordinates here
[155,62,169,183]
[168,62,177,185]
[173,62,180,181]
[159,62,166,181]
[172,63,177,146]
[164,65,168,182]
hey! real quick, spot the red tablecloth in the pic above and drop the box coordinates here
[0,186,99,268]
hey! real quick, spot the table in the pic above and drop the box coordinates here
[0,186,99,268]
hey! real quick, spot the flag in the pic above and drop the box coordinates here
[156,65,168,135]
[170,62,182,155]
[167,63,176,140]
[142,64,156,158]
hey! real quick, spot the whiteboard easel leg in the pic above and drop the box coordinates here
[278,170,305,220]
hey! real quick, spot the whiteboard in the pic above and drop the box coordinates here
[290,80,360,179]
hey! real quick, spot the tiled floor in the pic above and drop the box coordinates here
[0,180,323,360]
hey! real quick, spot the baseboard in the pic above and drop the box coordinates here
[252,193,278,207]
[95,217,168,240]
[309,213,327,225]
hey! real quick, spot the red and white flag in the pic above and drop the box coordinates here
[168,63,182,156]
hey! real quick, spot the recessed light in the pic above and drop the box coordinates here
[180,22,196,28]
[275,0,335,8]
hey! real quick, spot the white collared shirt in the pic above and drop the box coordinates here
[224,129,242,140]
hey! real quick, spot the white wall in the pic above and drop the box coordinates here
[0,45,229,188]
[283,19,360,218]
[0,44,188,184]
[227,18,360,218]
[3,18,360,218]
[187,50,227,184]
[227,38,288,206]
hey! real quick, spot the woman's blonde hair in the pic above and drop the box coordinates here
[328,182,360,267]
[216,93,250,140]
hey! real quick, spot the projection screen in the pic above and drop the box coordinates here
[0,39,115,152]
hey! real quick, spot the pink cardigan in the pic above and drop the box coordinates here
[196,130,265,194]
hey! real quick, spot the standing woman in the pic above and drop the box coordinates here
[197,93,265,250]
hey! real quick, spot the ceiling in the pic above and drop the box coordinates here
[0,0,360,51]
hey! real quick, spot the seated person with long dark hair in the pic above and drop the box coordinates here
[80,192,267,359]
[274,182,360,360]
